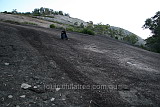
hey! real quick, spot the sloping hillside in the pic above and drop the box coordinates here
[0,13,145,45]
[0,13,87,29]
[0,22,160,107]
[0,13,53,28]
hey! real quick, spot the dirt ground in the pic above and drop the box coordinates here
[0,22,160,107]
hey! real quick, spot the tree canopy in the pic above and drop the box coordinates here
[143,11,160,53]
[32,7,69,16]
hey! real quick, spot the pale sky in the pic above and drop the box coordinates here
[0,0,160,39]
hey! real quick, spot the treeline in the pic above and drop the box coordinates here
[95,24,138,45]
[32,7,70,16]
[2,7,70,16]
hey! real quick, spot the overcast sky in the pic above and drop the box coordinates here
[0,0,160,39]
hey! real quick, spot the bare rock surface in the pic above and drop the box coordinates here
[0,13,53,28]
[0,22,160,107]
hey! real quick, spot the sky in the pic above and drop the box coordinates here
[0,0,160,39]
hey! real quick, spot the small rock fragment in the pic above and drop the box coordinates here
[21,83,31,89]
[90,100,92,104]
[62,98,65,101]
[43,101,47,103]
[127,62,132,65]
[8,95,13,98]
[50,98,55,102]
[33,86,38,89]
[20,95,26,98]
[4,63,9,66]
[6,103,10,106]
[29,86,45,93]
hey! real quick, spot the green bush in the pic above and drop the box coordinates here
[115,37,118,40]
[80,28,95,35]
[66,27,74,32]
[50,24,56,28]
[123,34,138,44]
[94,24,109,35]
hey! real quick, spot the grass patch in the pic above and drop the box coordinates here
[43,15,55,18]
[2,20,37,26]
[80,28,95,35]
[3,20,21,25]
[22,22,37,25]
